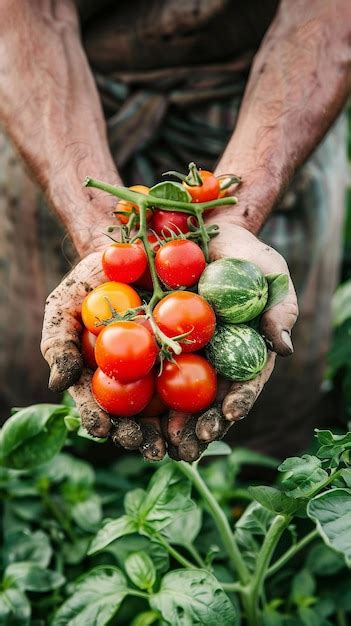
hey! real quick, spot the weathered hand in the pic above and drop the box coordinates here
[40,252,166,460]
[168,223,298,461]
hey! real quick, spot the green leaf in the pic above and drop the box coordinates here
[64,415,80,432]
[36,452,95,486]
[327,319,351,375]
[0,404,68,469]
[229,448,279,471]
[0,587,30,625]
[52,566,128,626]
[315,429,351,464]
[263,273,289,312]
[248,485,299,515]
[235,502,275,535]
[125,488,147,517]
[138,463,196,531]
[331,280,351,328]
[4,530,52,568]
[262,608,284,626]
[298,606,326,626]
[307,488,351,566]
[163,507,202,547]
[125,551,156,590]
[149,181,192,203]
[4,562,65,592]
[131,611,161,626]
[291,569,316,605]
[71,494,102,533]
[105,534,169,576]
[88,515,137,554]
[306,543,346,576]
[150,569,237,625]
[278,455,328,497]
[77,425,108,443]
[200,442,232,457]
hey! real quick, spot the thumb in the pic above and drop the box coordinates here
[260,277,298,356]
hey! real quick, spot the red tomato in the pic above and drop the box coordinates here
[102,243,147,284]
[117,185,152,225]
[95,321,158,383]
[92,368,154,417]
[154,291,215,353]
[183,170,220,203]
[82,282,141,335]
[139,391,168,418]
[156,354,217,412]
[152,210,197,236]
[81,328,97,369]
[155,239,206,288]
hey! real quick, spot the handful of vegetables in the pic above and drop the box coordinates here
[81,163,288,451]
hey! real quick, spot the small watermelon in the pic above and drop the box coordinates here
[198,258,268,323]
[206,324,267,381]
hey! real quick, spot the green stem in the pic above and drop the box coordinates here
[337,609,348,626]
[221,581,244,593]
[245,515,289,626]
[184,543,207,569]
[177,462,250,585]
[127,589,150,600]
[84,177,237,212]
[267,529,318,578]
[154,532,196,569]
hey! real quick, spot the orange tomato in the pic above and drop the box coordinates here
[117,185,152,225]
[81,282,141,335]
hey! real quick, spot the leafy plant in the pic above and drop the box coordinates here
[2,404,351,625]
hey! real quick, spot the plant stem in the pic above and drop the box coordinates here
[154,532,196,569]
[185,543,207,569]
[337,609,348,626]
[245,515,289,626]
[220,581,244,593]
[177,462,250,585]
[127,589,150,600]
[84,177,237,212]
[266,529,318,578]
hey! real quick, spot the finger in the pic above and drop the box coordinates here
[195,406,225,443]
[260,276,298,357]
[111,418,143,450]
[167,444,181,461]
[167,411,191,446]
[139,417,166,461]
[68,368,111,438]
[178,416,208,462]
[41,252,104,392]
[222,352,276,421]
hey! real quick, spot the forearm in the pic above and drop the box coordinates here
[0,0,119,256]
[211,0,351,235]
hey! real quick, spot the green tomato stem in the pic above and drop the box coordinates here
[84,176,237,212]
[154,532,196,569]
[127,588,150,600]
[176,461,250,585]
[184,543,207,569]
[266,528,318,578]
[244,514,290,626]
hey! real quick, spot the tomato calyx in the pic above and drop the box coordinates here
[163,161,204,187]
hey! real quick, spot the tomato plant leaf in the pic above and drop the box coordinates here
[278,455,328,498]
[235,502,275,535]
[4,561,65,592]
[125,551,156,590]
[248,486,300,515]
[263,273,289,312]
[71,494,102,533]
[88,515,137,555]
[149,181,192,203]
[291,569,316,605]
[306,544,346,576]
[3,530,52,568]
[162,507,202,547]
[106,534,169,576]
[200,441,232,457]
[0,404,69,469]
[307,488,351,566]
[52,566,128,626]
[229,448,280,471]
[315,429,351,465]
[131,611,161,626]
[150,569,237,625]
[138,463,196,531]
[125,488,147,517]
[0,587,30,625]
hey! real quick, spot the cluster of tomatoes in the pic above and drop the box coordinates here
[80,168,224,420]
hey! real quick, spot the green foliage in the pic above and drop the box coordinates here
[263,273,289,312]
[2,403,351,625]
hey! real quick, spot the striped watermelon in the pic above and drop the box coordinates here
[198,259,268,323]
[206,324,267,381]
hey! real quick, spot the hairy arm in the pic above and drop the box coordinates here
[209,0,351,236]
[0,0,119,256]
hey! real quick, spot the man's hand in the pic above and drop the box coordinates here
[41,251,167,460]
[167,224,298,461]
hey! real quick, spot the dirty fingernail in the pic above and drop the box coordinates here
[281,330,294,354]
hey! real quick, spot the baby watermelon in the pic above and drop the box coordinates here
[198,258,268,323]
[206,323,267,381]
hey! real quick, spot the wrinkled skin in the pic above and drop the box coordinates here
[41,224,298,461]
